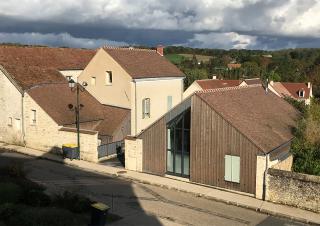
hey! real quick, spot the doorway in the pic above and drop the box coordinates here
[166,109,190,178]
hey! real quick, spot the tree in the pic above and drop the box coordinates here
[183,68,209,89]
[290,99,320,175]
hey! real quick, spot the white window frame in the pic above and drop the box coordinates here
[31,109,37,125]
[224,155,240,183]
[299,90,305,97]
[91,76,96,86]
[105,71,112,85]
[142,98,151,119]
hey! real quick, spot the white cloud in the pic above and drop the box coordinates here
[187,32,257,49]
[0,0,320,49]
[0,32,128,48]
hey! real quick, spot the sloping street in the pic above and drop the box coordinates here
[0,150,307,226]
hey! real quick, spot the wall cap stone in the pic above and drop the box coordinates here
[268,168,320,184]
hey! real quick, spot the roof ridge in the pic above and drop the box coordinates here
[103,45,156,52]
[196,84,261,94]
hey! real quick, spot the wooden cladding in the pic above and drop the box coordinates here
[138,117,166,175]
[190,95,261,194]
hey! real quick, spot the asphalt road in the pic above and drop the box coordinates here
[0,151,308,226]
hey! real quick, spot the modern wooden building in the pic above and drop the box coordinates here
[125,85,299,199]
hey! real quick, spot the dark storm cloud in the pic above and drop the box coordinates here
[0,0,319,49]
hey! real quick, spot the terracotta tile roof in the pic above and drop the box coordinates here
[103,47,184,79]
[27,83,104,126]
[0,45,95,90]
[273,82,311,99]
[196,79,242,90]
[95,105,130,136]
[227,63,241,69]
[27,83,130,137]
[244,78,262,85]
[196,86,300,153]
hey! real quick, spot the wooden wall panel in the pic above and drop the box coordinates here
[190,95,262,194]
[138,117,166,176]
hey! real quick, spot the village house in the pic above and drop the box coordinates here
[0,45,129,162]
[268,81,313,105]
[125,85,299,199]
[76,46,185,136]
[183,77,262,99]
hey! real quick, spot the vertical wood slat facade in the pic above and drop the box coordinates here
[138,117,166,175]
[137,94,263,195]
[190,95,262,194]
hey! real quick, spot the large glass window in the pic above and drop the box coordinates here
[166,109,190,178]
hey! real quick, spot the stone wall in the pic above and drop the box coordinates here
[266,168,320,213]
[125,137,142,172]
[23,93,99,162]
[0,69,23,144]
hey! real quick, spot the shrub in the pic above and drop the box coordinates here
[52,191,92,213]
[22,189,51,207]
[0,182,22,204]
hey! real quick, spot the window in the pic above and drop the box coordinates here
[105,71,112,85]
[31,110,36,125]
[142,98,150,118]
[8,117,12,126]
[14,118,21,131]
[167,96,173,111]
[66,76,72,81]
[225,155,240,183]
[299,89,305,97]
[91,77,96,86]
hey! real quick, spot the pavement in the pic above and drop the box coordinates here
[0,142,319,225]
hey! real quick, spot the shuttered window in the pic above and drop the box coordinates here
[142,98,150,118]
[167,96,173,111]
[224,155,240,183]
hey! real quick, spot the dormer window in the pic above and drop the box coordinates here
[298,89,305,98]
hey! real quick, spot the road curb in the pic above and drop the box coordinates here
[3,146,318,225]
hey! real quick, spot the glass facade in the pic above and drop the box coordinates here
[166,109,190,178]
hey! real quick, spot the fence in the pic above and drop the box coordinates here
[98,140,123,159]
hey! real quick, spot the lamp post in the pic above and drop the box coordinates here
[68,79,88,159]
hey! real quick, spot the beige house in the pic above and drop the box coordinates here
[268,81,313,105]
[78,46,185,135]
[0,45,129,162]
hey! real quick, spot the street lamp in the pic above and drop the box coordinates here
[68,78,88,159]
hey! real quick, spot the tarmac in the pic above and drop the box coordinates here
[0,142,319,225]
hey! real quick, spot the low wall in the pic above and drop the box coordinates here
[124,137,142,172]
[266,168,320,213]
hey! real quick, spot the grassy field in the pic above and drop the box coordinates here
[165,54,186,64]
[166,53,213,64]
[179,54,213,62]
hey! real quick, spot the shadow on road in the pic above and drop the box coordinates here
[0,148,162,226]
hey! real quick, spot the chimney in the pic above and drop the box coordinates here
[157,45,164,56]
[307,82,311,89]
[269,80,274,86]
[212,75,217,80]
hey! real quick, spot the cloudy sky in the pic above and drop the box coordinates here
[0,0,319,50]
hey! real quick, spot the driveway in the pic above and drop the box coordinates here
[0,151,307,226]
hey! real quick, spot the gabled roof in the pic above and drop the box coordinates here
[196,86,300,153]
[272,82,311,99]
[196,79,242,90]
[0,45,95,90]
[96,105,130,136]
[103,47,184,79]
[27,83,104,126]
